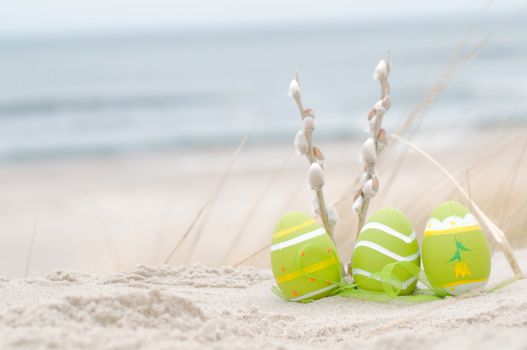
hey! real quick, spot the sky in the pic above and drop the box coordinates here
[1,0,524,38]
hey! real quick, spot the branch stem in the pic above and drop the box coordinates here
[290,75,334,239]
[355,51,391,237]
[316,189,333,238]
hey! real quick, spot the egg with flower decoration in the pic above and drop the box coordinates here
[422,201,491,296]
[270,211,342,302]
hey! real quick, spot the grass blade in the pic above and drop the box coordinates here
[391,133,523,277]
[164,136,247,264]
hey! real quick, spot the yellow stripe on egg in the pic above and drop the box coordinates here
[276,255,338,284]
[424,225,482,237]
[272,218,317,239]
[441,278,488,288]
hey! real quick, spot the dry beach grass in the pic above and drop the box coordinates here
[0,126,525,274]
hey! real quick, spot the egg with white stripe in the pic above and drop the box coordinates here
[422,201,491,296]
[270,211,342,302]
[351,208,420,295]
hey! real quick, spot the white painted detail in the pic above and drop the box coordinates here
[289,283,338,302]
[352,268,418,290]
[426,213,479,231]
[354,241,420,262]
[360,222,416,243]
[270,228,326,252]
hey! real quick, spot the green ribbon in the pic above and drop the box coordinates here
[271,248,522,303]
[331,261,447,303]
[271,256,447,303]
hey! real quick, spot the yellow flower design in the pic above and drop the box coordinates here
[449,237,471,278]
[455,261,471,278]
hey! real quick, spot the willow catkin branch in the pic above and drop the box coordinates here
[354,51,392,237]
[391,133,523,277]
[337,12,517,213]
[289,74,334,238]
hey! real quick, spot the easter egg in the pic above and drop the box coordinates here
[351,208,420,295]
[422,201,491,296]
[270,211,342,302]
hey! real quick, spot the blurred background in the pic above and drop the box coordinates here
[0,0,526,277]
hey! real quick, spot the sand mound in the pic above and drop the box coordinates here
[0,289,216,349]
[102,264,272,288]
[1,289,205,329]
[0,266,276,349]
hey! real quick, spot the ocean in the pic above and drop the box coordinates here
[0,14,526,162]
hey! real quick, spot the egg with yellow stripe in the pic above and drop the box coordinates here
[422,201,491,296]
[270,211,342,302]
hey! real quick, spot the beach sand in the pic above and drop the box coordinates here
[0,249,525,349]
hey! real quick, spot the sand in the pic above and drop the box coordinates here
[0,250,526,349]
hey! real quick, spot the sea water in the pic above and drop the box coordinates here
[0,15,525,162]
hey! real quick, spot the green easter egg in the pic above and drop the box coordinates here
[351,208,420,295]
[270,211,342,302]
[422,201,491,296]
